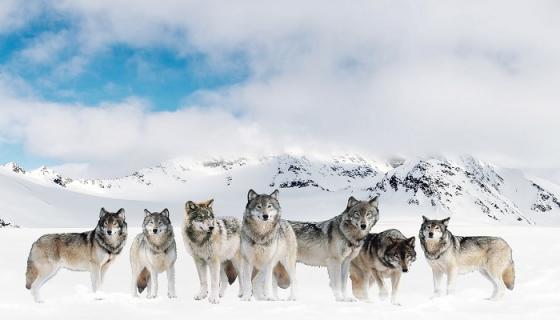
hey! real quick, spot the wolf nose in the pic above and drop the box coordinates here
[263,214,269,221]
[402,268,408,273]
[428,232,434,238]
[106,230,112,235]
[153,228,158,233]
[209,226,214,231]
[360,224,367,230]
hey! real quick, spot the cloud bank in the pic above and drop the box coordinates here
[1,0,559,177]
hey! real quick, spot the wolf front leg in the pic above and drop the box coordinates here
[431,268,444,297]
[167,265,177,298]
[193,258,209,300]
[147,267,158,299]
[208,258,221,304]
[446,267,458,295]
[240,258,254,301]
[261,262,275,301]
[340,258,357,302]
[326,259,343,301]
[390,271,402,305]
[90,264,101,293]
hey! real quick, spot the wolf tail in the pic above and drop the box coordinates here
[137,268,151,293]
[25,258,38,290]
[503,260,515,290]
[223,260,238,285]
[273,263,290,289]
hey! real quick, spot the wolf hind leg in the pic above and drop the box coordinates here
[30,264,59,303]
[484,268,506,301]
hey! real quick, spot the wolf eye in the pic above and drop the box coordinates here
[267,204,272,209]
[256,204,262,209]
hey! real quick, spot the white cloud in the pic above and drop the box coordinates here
[1,0,560,176]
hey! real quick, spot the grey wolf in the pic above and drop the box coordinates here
[288,196,379,301]
[239,189,298,301]
[182,199,242,304]
[130,208,177,299]
[25,208,127,303]
[419,216,515,300]
[350,229,416,305]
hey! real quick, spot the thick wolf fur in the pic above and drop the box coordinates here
[419,216,515,300]
[130,208,177,299]
[350,229,416,305]
[240,189,298,301]
[288,196,379,302]
[182,199,242,304]
[25,208,127,303]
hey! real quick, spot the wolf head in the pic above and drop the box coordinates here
[384,237,417,273]
[245,189,281,222]
[185,199,216,233]
[420,216,450,241]
[97,207,127,237]
[143,208,172,236]
[342,196,379,234]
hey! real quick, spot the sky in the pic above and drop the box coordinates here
[0,0,559,178]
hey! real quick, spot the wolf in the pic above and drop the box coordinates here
[419,216,515,300]
[239,189,298,301]
[288,196,379,302]
[182,199,242,304]
[25,208,127,303]
[350,229,416,305]
[130,208,177,299]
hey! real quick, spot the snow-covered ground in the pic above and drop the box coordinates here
[1,221,559,320]
[1,154,559,319]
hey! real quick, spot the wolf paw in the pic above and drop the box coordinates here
[240,295,252,302]
[337,297,357,302]
[391,299,402,306]
[147,294,157,299]
[168,293,177,299]
[379,291,389,300]
[194,292,208,300]
[208,296,220,304]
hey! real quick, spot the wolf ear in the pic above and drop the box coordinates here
[270,189,279,200]
[99,207,108,218]
[185,201,197,212]
[161,208,170,218]
[368,196,379,207]
[144,209,151,217]
[204,199,214,209]
[347,196,360,208]
[441,217,450,226]
[248,189,258,201]
[422,215,429,223]
[406,237,416,247]
[116,208,125,220]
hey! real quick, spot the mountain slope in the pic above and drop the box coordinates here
[1,154,559,227]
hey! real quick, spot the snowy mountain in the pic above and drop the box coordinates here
[1,154,560,227]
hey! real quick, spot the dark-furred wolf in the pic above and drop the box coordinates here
[182,199,242,304]
[288,196,379,301]
[240,189,298,301]
[350,229,416,305]
[419,216,515,300]
[130,208,177,299]
[25,208,127,302]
